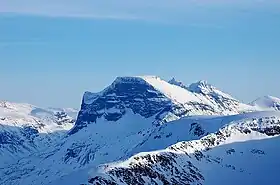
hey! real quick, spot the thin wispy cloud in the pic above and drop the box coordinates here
[0,41,51,46]
[1,0,279,21]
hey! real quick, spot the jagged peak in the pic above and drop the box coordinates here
[168,77,187,89]
[188,80,215,94]
[189,80,212,91]
[168,78,213,92]
[188,80,236,101]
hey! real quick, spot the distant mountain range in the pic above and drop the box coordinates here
[0,101,77,166]
[1,76,280,185]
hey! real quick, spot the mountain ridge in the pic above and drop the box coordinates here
[1,76,280,185]
[71,76,256,135]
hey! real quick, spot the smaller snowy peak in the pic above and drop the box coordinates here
[251,96,280,111]
[168,78,236,101]
[171,79,255,113]
[188,80,236,100]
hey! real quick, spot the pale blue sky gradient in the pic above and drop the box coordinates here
[0,1,280,108]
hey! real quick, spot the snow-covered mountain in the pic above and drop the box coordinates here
[70,76,254,135]
[0,101,77,166]
[1,76,279,185]
[251,95,280,111]
[89,111,280,185]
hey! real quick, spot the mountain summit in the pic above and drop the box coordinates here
[70,76,253,134]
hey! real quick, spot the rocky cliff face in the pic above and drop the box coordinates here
[70,77,175,134]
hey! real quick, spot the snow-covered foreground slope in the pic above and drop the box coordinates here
[3,111,278,185]
[90,111,280,185]
[0,101,77,166]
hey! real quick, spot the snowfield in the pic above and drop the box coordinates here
[90,111,280,185]
[1,76,280,185]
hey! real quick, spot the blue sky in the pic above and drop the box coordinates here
[0,1,280,108]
